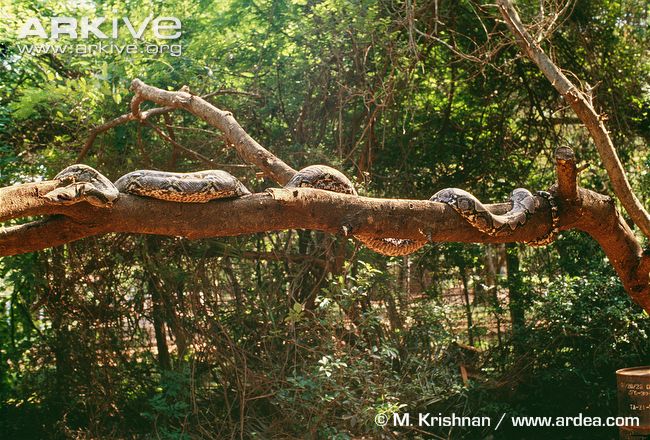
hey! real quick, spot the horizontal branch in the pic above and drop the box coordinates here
[0,181,96,223]
[2,179,648,310]
[1,187,530,255]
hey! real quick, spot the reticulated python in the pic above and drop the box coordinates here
[44,164,559,254]
[284,165,560,254]
[114,169,251,202]
[43,164,250,206]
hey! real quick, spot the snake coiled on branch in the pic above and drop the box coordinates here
[285,165,560,255]
[44,164,559,254]
[284,165,429,256]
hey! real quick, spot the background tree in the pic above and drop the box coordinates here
[1,0,649,439]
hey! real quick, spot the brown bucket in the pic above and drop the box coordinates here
[617,366,650,439]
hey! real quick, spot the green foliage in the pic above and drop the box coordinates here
[0,0,649,438]
[474,273,650,439]
[142,369,192,440]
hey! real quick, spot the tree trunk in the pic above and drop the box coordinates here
[460,264,474,346]
[506,243,525,354]
[149,277,171,371]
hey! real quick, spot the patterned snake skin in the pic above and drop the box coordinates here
[114,169,251,202]
[44,165,250,206]
[44,164,559,252]
[284,165,427,256]
[286,165,560,254]
[430,188,560,247]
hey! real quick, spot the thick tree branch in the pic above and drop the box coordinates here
[0,181,97,223]
[129,79,296,185]
[1,169,649,311]
[1,187,533,255]
[497,0,650,239]
[553,178,647,311]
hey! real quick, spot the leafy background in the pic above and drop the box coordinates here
[0,0,649,438]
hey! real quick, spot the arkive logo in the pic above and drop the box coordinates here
[18,16,182,40]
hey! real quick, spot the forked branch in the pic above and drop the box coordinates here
[1,77,648,312]
[128,79,296,184]
[496,0,650,240]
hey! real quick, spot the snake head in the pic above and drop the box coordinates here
[511,188,536,213]
[43,182,117,207]
[44,164,119,207]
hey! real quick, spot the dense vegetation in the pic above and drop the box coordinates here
[1,0,649,438]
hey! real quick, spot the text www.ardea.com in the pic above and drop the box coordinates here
[374,412,639,429]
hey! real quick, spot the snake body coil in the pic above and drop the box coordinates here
[430,187,559,247]
[114,169,251,203]
[286,165,559,255]
[44,164,559,253]
[284,165,426,256]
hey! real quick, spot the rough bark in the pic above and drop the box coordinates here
[1,156,649,312]
[1,77,649,314]
[497,0,650,240]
